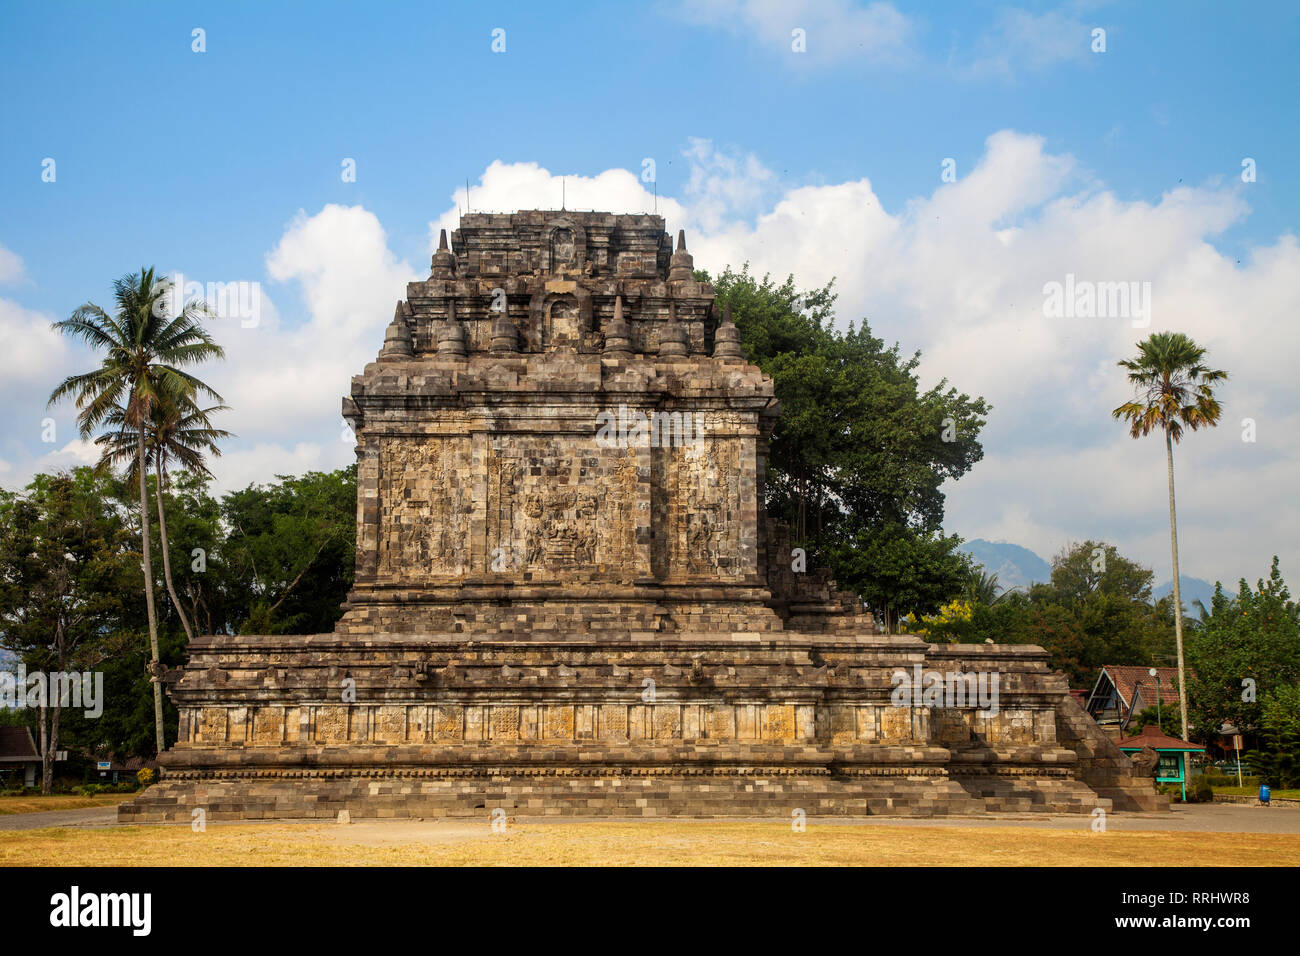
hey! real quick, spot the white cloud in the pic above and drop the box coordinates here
[0,243,24,284]
[428,161,684,251]
[677,0,915,65]
[958,6,1098,80]
[186,204,420,492]
[3,133,1295,591]
[21,438,100,477]
[686,131,1300,584]
[418,138,1297,585]
[208,441,334,494]
[0,205,415,495]
[0,296,69,390]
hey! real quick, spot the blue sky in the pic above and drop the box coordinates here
[2,0,1297,589]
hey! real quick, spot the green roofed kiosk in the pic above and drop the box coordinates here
[1119,726,1205,802]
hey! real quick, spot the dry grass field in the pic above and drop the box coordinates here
[3,819,1298,866]
[0,794,131,816]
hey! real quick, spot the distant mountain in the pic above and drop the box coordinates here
[1154,576,1217,619]
[959,539,1051,592]
[960,539,1216,618]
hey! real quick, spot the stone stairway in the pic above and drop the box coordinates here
[1054,694,1169,812]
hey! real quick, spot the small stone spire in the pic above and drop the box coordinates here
[712,301,744,361]
[603,294,633,355]
[658,300,689,359]
[668,228,695,282]
[436,297,467,357]
[379,301,414,359]
[430,228,457,278]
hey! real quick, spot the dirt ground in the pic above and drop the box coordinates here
[2,804,1298,866]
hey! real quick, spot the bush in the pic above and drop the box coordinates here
[136,767,156,787]
[1155,780,1213,803]
[72,781,137,796]
[1205,771,1258,788]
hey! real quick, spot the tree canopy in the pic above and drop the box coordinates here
[708,266,988,630]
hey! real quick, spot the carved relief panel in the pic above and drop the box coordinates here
[377,437,473,577]
[487,437,638,580]
[652,438,745,580]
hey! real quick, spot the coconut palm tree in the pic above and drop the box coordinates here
[964,568,1008,606]
[48,268,225,753]
[98,391,231,643]
[1113,331,1227,743]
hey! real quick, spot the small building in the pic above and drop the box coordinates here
[1086,665,1183,734]
[1118,726,1206,802]
[86,752,158,785]
[0,727,42,789]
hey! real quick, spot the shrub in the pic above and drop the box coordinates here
[136,768,156,787]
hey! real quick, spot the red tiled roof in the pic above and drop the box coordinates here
[1119,725,1204,751]
[1101,665,1184,714]
[0,726,39,761]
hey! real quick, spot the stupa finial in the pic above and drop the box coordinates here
[668,228,695,282]
[379,300,414,359]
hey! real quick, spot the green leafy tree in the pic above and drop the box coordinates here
[1246,684,1300,788]
[1186,558,1300,744]
[1127,703,1183,740]
[1113,331,1228,742]
[937,542,1176,686]
[707,266,989,628]
[1029,542,1174,684]
[221,468,357,634]
[0,470,139,790]
[825,521,969,634]
[47,268,225,754]
[160,471,228,637]
[925,590,1037,646]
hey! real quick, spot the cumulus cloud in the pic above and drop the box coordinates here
[428,161,685,251]
[430,137,1297,584]
[686,132,1299,583]
[2,134,1294,588]
[426,145,776,250]
[0,296,70,391]
[194,204,420,488]
[0,205,418,495]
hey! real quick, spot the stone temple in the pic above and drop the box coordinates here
[123,211,1161,821]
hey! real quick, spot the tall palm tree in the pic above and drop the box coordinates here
[1113,331,1227,743]
[98,391,231,643]
[48,268,225,753]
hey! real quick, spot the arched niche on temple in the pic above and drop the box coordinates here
[527,286,594,351]
[545,217,586,274]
